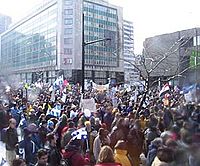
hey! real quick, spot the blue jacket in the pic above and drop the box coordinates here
[19,136,38,165]
[146,144,158,166]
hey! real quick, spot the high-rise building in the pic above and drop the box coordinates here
[0,0,124,84]
[123,20,139,84]
[0,14,12,34]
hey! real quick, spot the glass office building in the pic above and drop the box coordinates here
[0,0,124,84]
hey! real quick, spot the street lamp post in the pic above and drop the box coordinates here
[81,14,111,95]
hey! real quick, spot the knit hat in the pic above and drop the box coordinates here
[47,120,54,127]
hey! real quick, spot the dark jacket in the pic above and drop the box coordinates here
[4,127,18,151]
[19,136,37,165]
[146,144,158,166]
[63,144,90,166]
[48,145,62,166]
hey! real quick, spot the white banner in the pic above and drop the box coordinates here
[81,98,96,112]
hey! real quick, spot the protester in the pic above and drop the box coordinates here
[46,133,62,166]
[114,140,132,166]
[0,77,200,166]
[93,128,110,161]
[95,146,122,166]
[35,149,48,166]
[12,158,27,166]
[2,118,18,166]
[62,139,90,166]
[61,121,76,148]
[19,127,38,165]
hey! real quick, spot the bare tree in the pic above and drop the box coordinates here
[115,31,197,115]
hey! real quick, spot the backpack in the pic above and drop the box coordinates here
[60,153,76,166]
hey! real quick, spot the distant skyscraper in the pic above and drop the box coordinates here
[0,0,124,84]
[0,14,12,34]
[123,20,139,84]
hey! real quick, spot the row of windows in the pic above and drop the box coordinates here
[64,28,73,34]
[84,7,117,19]
[84,16,117,27]
[64,48,72,55]
[64,0,73,6]
[84,2,117,15]
[1,4,58,70]
[64,9,73,15]
[85,60,117,66]
[64,38,73,44]
[64,18,73,25]
[84,11,117,22]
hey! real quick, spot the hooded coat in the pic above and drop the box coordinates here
[114,149,131,166]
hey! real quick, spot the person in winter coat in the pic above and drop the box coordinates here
[163,108,173,129]
[110,118,126,149]
[46,133,62,166]
[19,128,38,165]
[114,140,132,166]
[38,120,48,148]
[127,126,144,166]
[61,121,76,149]
[95,145,121,166]
[3,118,18,166]
[93,128,111,161]
[151,147,174,166]
[146,138,163,166]
[62,139,90,166]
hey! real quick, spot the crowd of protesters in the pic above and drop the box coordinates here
[0,81,199,166]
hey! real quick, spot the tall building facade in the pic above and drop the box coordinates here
[143,28,200,86]
[123,20,139,84]
[0,14,12,34]
[0,0,124,84]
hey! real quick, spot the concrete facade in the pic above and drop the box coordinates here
[0,0,124,84]
[143,28,200,86]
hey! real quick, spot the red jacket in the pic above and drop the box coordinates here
[63,151,90,166]
[95,163,122,166]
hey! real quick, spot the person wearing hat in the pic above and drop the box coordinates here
[114,140,132,166]
[62,139,90,166]
[61,121,76,149]
[47,120,54,133]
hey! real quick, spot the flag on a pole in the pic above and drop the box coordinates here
[71,128,88,140]
[159,83,170,96]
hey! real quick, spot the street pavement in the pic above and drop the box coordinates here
[0,141,8,166]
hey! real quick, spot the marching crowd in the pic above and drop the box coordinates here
[0,82,199,166]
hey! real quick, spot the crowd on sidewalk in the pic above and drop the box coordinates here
[0,81,199,166]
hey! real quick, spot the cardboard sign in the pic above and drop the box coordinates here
[81,98,96,112]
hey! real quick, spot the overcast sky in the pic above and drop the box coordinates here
[0,0,200,54]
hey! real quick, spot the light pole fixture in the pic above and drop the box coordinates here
[81,14,111,95]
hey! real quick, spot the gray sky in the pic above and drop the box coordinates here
[0,0,200,54]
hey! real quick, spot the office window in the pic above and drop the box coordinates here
[64,48,72,55]
[64,9,73,15]
[65,0,72,5]
[64,18,73,25]
[64,28,73,34]
[64,38,73,44]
